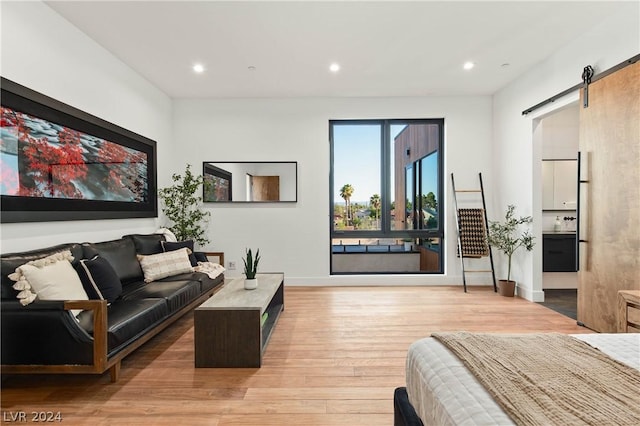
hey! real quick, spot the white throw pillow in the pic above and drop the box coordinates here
[8,250,88,316]
[137,247,193,283]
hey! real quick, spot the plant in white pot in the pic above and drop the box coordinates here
[243,248,261,290]
[487,205,535,297]
[158,164,210,247]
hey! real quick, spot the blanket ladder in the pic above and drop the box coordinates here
[451,172,497,292]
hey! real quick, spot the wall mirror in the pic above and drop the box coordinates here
[202,162,297,203]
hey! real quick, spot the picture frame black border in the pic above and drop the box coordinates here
[0,77,158,223]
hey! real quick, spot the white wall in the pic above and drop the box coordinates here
[492,4,639,301]
[540,105,579,160]
[0,1,172,253]
[173,96,493,285]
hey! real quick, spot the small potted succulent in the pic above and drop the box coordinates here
[243,248,261,290]
[487,205,535,297]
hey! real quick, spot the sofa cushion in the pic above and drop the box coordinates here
[75,255,123,303]
[125,233,165,255]
[137,248,193,283]
[77,298,168,354]
[8,250,87,316]
[82,238,142,285]
[161,240,198,266]
[121,279,201,314]
[1,243,83,300]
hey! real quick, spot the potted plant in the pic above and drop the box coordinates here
[487,205,535,297]
[158,164,210,247]
[243,248,261,290]
[402,238,413,252]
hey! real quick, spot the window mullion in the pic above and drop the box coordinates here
[380,120,390,235]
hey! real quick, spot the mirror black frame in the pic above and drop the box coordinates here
[202,161,297,203]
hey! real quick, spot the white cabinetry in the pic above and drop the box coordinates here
[542,160,577,210]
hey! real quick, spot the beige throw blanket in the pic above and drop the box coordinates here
[193,261,225,280]
[431,332,640,426]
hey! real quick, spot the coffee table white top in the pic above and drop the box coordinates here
[196,273,283,312]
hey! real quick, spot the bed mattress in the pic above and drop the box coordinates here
[405,333,640,426]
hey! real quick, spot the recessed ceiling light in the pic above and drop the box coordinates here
[193,63,205,74]
[463,61,475,70]
[248,65,256,71]
[329,63,340,73]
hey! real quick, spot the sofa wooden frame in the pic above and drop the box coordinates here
[1,285,221,383]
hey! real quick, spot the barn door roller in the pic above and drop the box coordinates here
[582,65,595,108]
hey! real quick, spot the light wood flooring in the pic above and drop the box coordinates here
[1,286,590,425]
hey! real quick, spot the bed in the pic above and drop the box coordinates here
[395,333,640,426]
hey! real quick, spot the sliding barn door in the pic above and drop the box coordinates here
[250,176,280,201]
[577,61,640,332]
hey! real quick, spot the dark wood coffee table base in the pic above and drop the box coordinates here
[194,273,284,368]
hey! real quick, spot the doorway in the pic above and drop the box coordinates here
[248,175,280,201]
[539,289,577,320]
[533,103,579,317]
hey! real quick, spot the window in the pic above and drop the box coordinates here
[330,119,444,274]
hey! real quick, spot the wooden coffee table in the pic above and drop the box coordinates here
[194,273,284,368]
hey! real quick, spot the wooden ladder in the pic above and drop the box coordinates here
[451,172,497,292]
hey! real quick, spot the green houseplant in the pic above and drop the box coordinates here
[158,164,210,247]
[243,248,261,290]
[487,205,535,296]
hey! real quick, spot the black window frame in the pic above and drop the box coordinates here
[329,118,445,274]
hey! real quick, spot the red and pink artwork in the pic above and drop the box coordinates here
[1,106,148,202]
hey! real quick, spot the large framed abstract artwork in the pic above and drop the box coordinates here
[0,77,157,222]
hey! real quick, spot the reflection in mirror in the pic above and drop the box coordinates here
[203,162,297,202]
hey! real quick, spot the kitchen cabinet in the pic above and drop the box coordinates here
[543,233,576,272]
[542,160,577,210]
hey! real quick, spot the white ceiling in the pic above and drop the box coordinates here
[45,1,634,99]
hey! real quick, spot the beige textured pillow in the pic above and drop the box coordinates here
[137,247,193,283]
[8,250,88,316]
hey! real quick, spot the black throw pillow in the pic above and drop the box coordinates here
[194,252,208,263]
[161,240,198,267]
[75,255,123,303]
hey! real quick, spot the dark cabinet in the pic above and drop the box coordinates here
[543,234,577,272]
